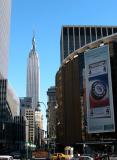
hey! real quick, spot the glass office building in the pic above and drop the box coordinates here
[0,0,11,78]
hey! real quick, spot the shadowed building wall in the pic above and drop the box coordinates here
[56,56,82,145]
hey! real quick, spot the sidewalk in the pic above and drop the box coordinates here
[32,150,48,158]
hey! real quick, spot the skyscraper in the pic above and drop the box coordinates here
[0,0,11,78]
[26,36,40,110]
[0,0,21,151]
[47,86,56,140]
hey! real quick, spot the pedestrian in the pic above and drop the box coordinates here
[94,153,102,160]
[48,150,51,159]
[57,154,60,160]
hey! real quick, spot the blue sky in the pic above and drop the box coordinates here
[9,0,117,130]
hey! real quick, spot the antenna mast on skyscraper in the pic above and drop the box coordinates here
[32,31,36,51]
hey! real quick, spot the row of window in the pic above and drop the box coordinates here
[61,27,117,61]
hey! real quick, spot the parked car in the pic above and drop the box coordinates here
[10,151,21,159]
[109,154,117,160]
[0,155,13,160]
[75,155,94,160]
[50,153,70,160]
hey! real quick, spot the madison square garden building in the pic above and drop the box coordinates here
[56,33,117,152]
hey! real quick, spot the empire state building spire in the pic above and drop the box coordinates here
[26,35,40,110]
[32,34,36,52]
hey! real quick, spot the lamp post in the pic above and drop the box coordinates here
[25,123,30,159]
[26,142,30,160]
[38,101,46,109]
[27,143,29,160]
[38,101,47,117]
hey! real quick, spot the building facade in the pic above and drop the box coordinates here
[56,33,117,152]
[0,0,23,153]
[60,25,117,63]
[20,97,32,108]
[0,0,11,78]
[35,109,43,130]
[20,97,35,144]
[7,84,20,117]
[26,36,40,110]
[47,86,56,144]
[0,79,20,152]
[14,116,28,151]
[56,59,82,146]
[35,107,43,148]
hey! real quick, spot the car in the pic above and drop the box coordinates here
[0,155,13,160]
[10,151,21,159]
[50,153,70,160]
[109,154,117,160]
[76,155,94,160]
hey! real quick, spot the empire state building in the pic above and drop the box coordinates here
[26,36,40,109]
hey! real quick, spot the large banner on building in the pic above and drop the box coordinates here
[84,45,115,133]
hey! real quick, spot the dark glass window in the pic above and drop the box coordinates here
[97,28,101,39]
[108,28,112,35]
[113,28,117,33]
[91,28,96,41]
[69,28,74,54]
[102,28,107,37]
[86,28,91,44]
[80,27,85,47]
[75,28,79,50]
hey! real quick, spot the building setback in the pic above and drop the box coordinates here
[60,25,117,63]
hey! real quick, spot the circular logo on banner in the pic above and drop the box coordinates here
[91,80,107,100]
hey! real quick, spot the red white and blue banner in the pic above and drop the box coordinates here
[84,45,115,133]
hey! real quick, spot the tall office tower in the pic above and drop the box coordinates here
[60,25,117,63]
[47,86,56,140]
[0,0,11,78]
[26,36,40,110]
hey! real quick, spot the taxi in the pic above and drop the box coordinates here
[50,153,70,160]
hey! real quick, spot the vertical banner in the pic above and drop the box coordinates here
[85,45,115,133]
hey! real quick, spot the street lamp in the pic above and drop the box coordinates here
[38,101,47,116]
[38,101,47,109]
[26,142,30,160]
[38,101,47,122]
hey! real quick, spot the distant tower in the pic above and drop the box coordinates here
[26,35,40,110]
